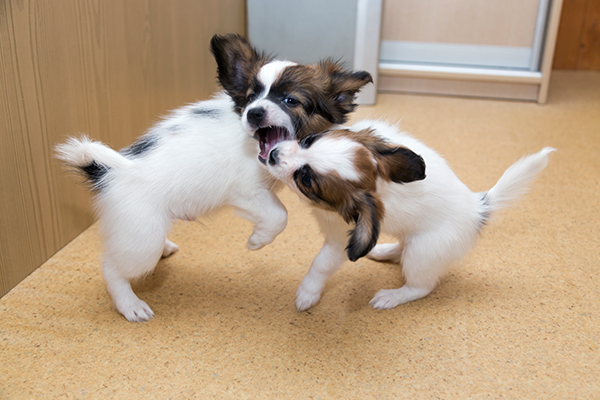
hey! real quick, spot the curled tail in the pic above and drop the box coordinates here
[479,147,555,222]
[55,136,134,190]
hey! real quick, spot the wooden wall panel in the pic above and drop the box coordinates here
[554,0,600,69]
[579,0,600,69]
[0,0,245,297]
[381,0,541,47]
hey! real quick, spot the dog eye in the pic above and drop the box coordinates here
[301,172,312,188]
[300,134,316,148]
[283,97,299,107]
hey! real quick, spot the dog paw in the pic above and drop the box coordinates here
[162,240,180,258]
[246,232,274,251]
[116,298,155,322]
[295,286,321,311]
[369,289,402,310]
[370,286,432,309]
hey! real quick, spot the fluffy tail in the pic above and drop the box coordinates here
[55,136,134,190]
[479,147,555,220]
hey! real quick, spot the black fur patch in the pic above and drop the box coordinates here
[191,108,220,118]
[299,132,324,149]
[81,161,108,191]
[385,147,426,184]
[121,135,158,158]
[346,193,381,262]
[210,33,272,114]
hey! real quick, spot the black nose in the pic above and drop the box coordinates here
[247,107,266,128]
[268,148,280,166]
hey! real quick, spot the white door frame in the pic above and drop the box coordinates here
[377,0,563,103]
[354,0,383,105]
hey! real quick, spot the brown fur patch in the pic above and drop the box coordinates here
[321,128,426,184]
[261,61,373,139]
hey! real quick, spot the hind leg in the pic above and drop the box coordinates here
[100,215,171,322]
[370,227,475,309]
[370,286,434,310]
[102,266,156,322]
[367,242,402,263]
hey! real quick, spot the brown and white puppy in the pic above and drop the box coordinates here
[267,120,555,311]
[55,34,373,322]
[211,34,373,163]
[269,127,426,262]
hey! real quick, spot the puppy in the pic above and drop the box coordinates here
[211,34,373,162]
[267,120,555,311]
[55,34,372,322]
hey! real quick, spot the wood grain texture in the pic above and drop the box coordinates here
[579,0,600,69]
[554,0,600,69]
[553,0,588,68]
[0,0,245,297]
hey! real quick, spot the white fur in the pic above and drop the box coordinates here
[258,60,297,93]
[304,137,363,181]
[270,137,363,182]
[241,61,296,135]
[270,120,555,311]
[56,93,288,322]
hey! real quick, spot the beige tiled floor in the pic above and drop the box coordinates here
[1,71,598,399]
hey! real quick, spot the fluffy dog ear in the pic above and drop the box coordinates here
[370,141,426,184]
[317,60,373,123]
[210,34,268,108]
[340,192,384,262]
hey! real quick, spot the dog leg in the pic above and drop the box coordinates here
[367,242,402,263]
[370,286,433,310]
[234,189,288,250]
[100,215,170,322]
[296,241,347,311]
[369,241,438,309]
[370,227,474,309]
[103,266,156,322]
[162,239,179,258]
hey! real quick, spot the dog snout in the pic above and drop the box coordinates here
[247,107,266,128]
[268,148,280,166]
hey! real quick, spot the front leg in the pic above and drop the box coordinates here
[233,189,288,250]
[296,240,347,311]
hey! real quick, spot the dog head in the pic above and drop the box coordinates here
[210,33,373,164]
[267,128,426,261]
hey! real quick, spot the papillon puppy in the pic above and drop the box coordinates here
[55,34,372,322]
[267,120,555,311]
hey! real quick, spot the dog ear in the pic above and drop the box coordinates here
[368,140,426,184]
[340,192,384,262]
[317,60,373,123]
[210,34,268,108]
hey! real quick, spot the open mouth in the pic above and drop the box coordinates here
[255,126,291,164]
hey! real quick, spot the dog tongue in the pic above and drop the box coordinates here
[259,127,286,160]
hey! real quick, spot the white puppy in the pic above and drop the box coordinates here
[267,120,555,311]
[55,34,373,321]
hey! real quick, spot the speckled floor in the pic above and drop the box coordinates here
[1,71,598,399]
